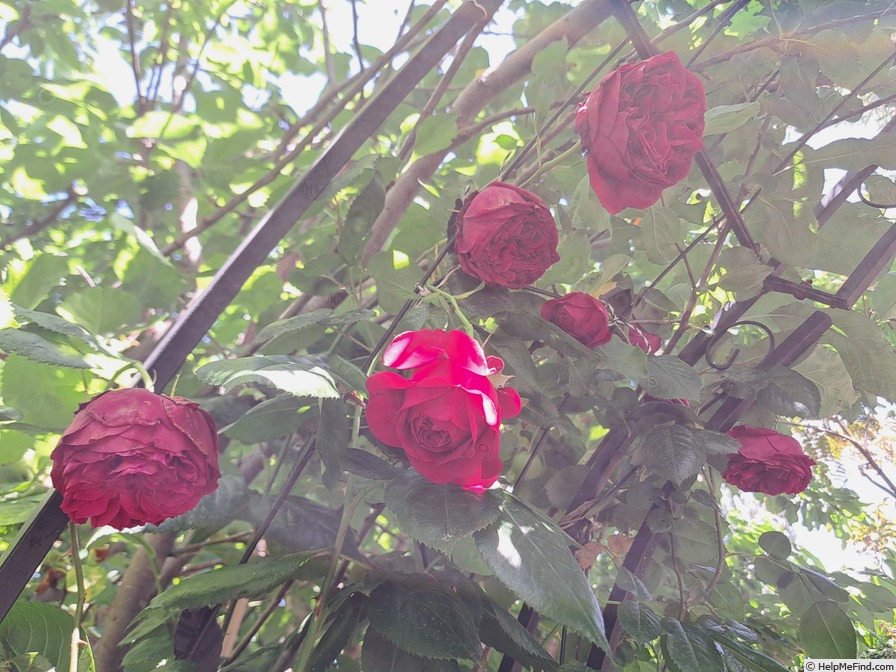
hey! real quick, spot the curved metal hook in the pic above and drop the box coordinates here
[705,319,776,371]
[857,177,896,210]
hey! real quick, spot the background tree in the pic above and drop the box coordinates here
[2,0,896,670]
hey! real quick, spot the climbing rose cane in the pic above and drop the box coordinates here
[454,181,560,289]
[51,388,220,529]
[575,50,706,214]
[366,329,521,488]
[723,425,815,496]
[541,292,612,348]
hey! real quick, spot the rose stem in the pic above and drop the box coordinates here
[68,523,86,672]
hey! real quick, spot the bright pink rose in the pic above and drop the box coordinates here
[627,326,662,354]
[575,51,706,214]
[723,425,815,496]
[366,330,521,488]
[540,292,612,348]
[455,182,560,289]
[51,389,220,529]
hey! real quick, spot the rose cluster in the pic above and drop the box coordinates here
[51,388,220,529]
[366,330,521,488]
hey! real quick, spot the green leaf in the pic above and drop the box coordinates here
[0,494,53,525]
[360,628,459,672]
[56,287,142,334]
[661,619,724,672]
[385,471,503,558]
[368,251,419,313]
[703,102,761,136]
[222,395,307,442]
[825,311,896,401]
[0,406,23,422]
[793,345,859,418]
[318,398,352,488]
[799,600,856,659]
[804,134,896,171]
[640,206,684,264]
[329,354,368,392]
[474,492,608,650]
[0,600,93,671]
[539,229,592,285]
[413,112,459,156]
[642,425,707,485]
[247,492,348,553]
[150,475,247,533]
[479,596,556,671]
[709,633,789,672]
[616,567,652,601]
[9,254,69,310]
[196,355,339,398]
[367,577,481,660]
[749,198,817,268]
[254,309,335,345]
[643,356,701,401]
[136,552,314,620]
[342,449,400,480]
[757,531,792,560]
[338,175,385,263]
[13,306,107,352]
[309,595,365,672]
[0,355,85,432]
[0,290,18,330]
[717,247,772,300]
[755,366,821,418]
[617,601,662,644]
[0,329,90,369]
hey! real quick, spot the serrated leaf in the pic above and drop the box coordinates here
[703,101,761,136]
[474,492,608,650]
[247,492,349,553]
[318,398,352,488]
[309,595,365,672]
[342,449,400,480]
[618,601,662,644]
[414,112,459,156]
[793,345,858,418]
[9,254,69,310]
[479,596,556,671]
[643,356,701,401]
[616,567,652,601]
[717,247,772,300]
[0,290,17,330]
[700,429,740,455]
[642,425,707,485]
[709,633,789,672]
[0,600,93,671]
[539,229,592,285]
[56,286,142,334]
[640,206,684,264]
[385,471,502,558]
[755,366,821,418]
[367,578,481,660]
[0,355,85,432]
[799,600,856,659]
[749,198,817,268]
[196,355,339,398]
[720,369,769,400]
[661,619,725,672]
[222,395,307,442]
[825,311,896,401]
[337,174,385,265]
[137,552,314,620]
[329,354,368,392]
[360,628,459,672]
[149,475,247,533]
[757,531,791,560]
[254,309,335,345]
[13,306,109,353]
[0,329,90,369]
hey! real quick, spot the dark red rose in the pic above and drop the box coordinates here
[51,388,220,529]
[627,326,662,354]
[575,51,706,214]
[723,425,815,496]
[454,181,560,289]
[541,292,612,348]
[366,330,521,488]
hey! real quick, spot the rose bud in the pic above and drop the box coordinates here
[723,425,815,496]
[541,292,612,348]
[51,388,220,529]
[454,181,560,289]
[366,329,521,489]
[575,51,706,214]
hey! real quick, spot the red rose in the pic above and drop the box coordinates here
[575,51,706,214]
[454,181,560,289]
[51,389,220,529]
[366,330,521,488]
[723,425,815,496]
[540,292,612,348]
[627,326,662,354]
